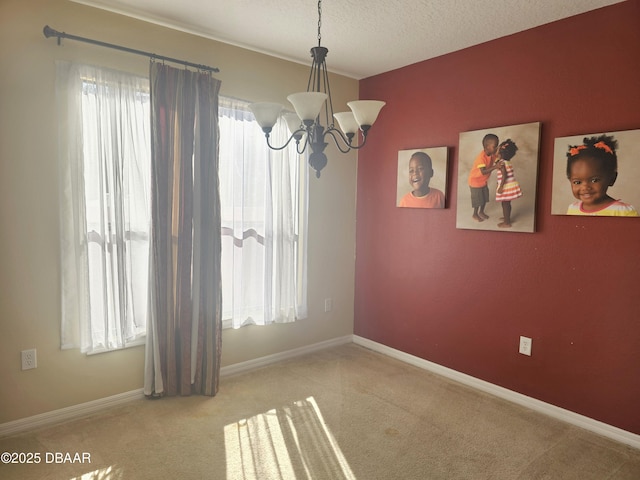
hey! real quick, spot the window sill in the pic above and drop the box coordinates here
[86,337,146,356]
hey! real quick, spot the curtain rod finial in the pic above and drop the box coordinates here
[43,25,56,38]
[43,25,62,45]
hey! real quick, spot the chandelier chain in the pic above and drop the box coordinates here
[317,0,322,46]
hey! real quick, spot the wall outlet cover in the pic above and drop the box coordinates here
[519,336,532,356]
[21,349,37,370]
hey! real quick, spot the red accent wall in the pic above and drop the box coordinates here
[355,0,640,434]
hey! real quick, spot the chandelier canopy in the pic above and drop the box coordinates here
[249,0,385,178]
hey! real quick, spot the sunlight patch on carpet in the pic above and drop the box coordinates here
[69,465,123,479]
[224,396,356,480]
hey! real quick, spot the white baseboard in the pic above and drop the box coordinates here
[3,334,638,451]
[0,389,145,437]
[353,335,640,450]
[0,335,354,437]
[220,334,354,377]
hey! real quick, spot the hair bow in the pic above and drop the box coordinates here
[568,145,587,156]
[593,141,613,154]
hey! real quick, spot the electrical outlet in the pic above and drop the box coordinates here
[324,298,332,312]
[519,336,532,356]
[21,349,37,370]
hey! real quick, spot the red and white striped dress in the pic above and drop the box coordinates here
[495,160,522,202]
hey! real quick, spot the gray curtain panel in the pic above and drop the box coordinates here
[144,62,222,397]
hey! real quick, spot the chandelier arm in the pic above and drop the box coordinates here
[324,128,356,153]
[324,127,371,152]
[265,129,306,151]
[297,133,310,155]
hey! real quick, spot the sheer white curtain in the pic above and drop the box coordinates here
[218,97,308,329]
[57,62,150,353]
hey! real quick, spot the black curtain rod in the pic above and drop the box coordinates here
[43,25,220,73]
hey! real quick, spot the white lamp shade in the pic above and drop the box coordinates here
[333,112,359,135]
[283,112,303,135]
[287,92,328,122]
[249,102,283,129]
[347,100,386,127]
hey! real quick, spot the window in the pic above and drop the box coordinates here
[58,63,150,353]
[59,65,308,352]
[218,97,308,329]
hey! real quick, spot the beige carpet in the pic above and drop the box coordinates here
[1,343,639,479]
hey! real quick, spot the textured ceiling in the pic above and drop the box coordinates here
[73,0,625,79]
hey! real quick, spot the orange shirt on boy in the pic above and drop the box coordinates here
[468,151,495,188]
[399,188,445,208]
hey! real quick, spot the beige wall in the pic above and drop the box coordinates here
[0,0,358,423]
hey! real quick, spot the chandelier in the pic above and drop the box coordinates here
[249,0,385,178]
